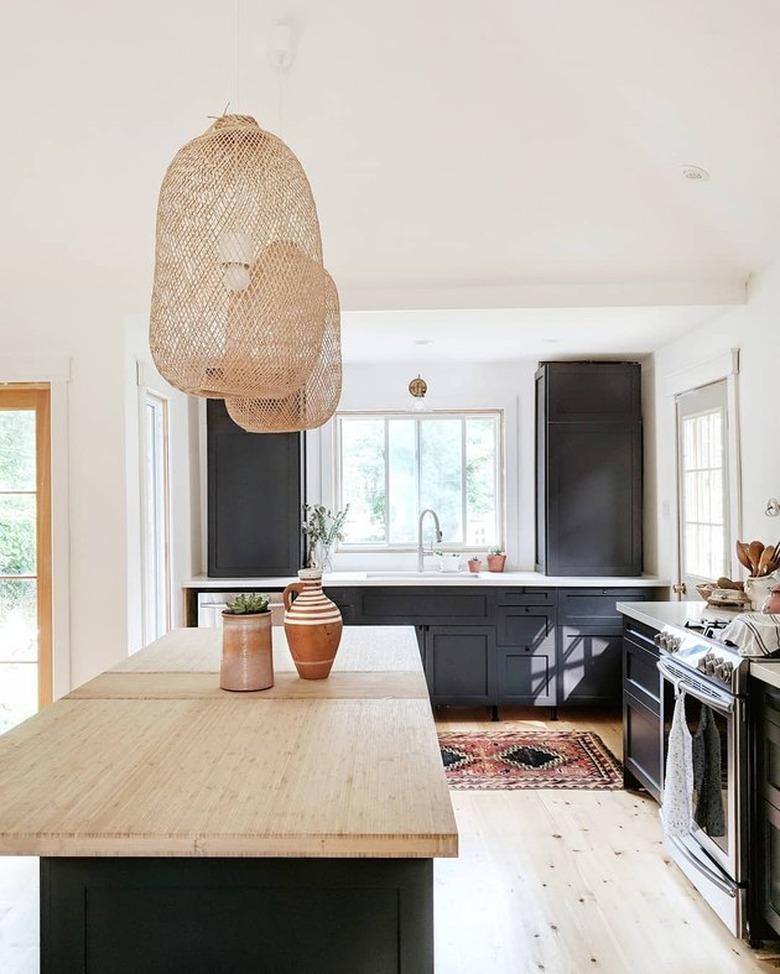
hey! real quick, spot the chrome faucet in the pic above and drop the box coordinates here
[417,509,443,572]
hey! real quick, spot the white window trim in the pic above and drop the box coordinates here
[665,348,742,587]
[0,355,72,698]
[137,366,173,644]
[333,408,506,553]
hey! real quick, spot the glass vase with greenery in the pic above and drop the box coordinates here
[302,504,349,571]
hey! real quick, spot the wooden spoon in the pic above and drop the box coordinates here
[748,540,765,575]
[758,545,776,577]
[736,541,752,572]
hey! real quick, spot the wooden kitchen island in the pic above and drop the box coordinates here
[0,626,458,973]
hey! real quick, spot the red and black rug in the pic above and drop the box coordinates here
[438,729,623,791]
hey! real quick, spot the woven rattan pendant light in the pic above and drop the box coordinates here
[149,114,328,399]
[225,269,341,432]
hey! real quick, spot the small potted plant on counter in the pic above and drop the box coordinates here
[467,556,482,574]
[220,593,273,692]
[487,546,507,573]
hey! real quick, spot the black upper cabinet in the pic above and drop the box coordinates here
[535,362,643,577]
[207,400,304,577]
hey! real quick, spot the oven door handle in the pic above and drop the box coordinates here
[667,835,737,898]
[657,656,736,713]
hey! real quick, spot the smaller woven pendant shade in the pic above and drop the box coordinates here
[150,114,327,399]
[226,270,341,432]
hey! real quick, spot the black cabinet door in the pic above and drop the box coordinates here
[545,362,642,423]
[547,422,642,576]
[535,361,643,577]
[425,626,496,705]
[497,645,556,706]
[622,689,662,801]
[761,801,780,937]
[207,400,303,577]
[559,627,622,706]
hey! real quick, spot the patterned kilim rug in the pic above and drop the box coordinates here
[438,729,623,791]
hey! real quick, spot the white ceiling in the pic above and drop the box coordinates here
[3,0,780,357]
[340,306,726,363]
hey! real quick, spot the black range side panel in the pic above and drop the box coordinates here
[207,399,304,577]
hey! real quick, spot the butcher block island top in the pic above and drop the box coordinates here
[0,626,458,860]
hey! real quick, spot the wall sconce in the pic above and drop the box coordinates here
[408,374,428,412]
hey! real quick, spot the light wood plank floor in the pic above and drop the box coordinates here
[1,707,779,972]
[434,707,780,973]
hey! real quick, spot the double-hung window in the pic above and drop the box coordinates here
[336,411,503,549]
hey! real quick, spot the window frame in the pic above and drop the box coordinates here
[140,390,172,644]
[675,379,731,591]
[333,408,505,552]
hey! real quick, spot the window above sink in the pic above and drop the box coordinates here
[335,410,504,551]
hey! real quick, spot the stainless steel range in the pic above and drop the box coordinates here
[654,619,756,937]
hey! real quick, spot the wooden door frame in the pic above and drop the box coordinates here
[0,384,52,707]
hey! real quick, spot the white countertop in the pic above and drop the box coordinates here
[616,599,740,631]
[750,660,780,690]
[184,571,668,590]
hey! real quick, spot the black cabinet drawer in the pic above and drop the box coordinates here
[496,588,556,607]
[498,646,555,706]
[623,617,657,650]
[623,689,662,802]
[560,628,622,705]
[496,607,555,648]
[764,719,780,810]
[623,636,661,713]
[559,589,649,629]
[425,626,496,705]
[360,589,489,622]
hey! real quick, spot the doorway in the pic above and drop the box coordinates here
[0,385,52,732]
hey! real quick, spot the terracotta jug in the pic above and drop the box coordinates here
[282,568,343,679]
[220,611,274,691]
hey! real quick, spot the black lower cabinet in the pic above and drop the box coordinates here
[751,682,780,941]
[622,691,662,801]
[424,626,496,706]
[41,857,433,974]
[559,628,622,706]
[622,618,662,801]
[497,645,555,706]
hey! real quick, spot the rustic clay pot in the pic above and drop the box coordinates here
[282,568,343,679]
[487,554,506,573]
[467,558,482,573]
[220,611,274,691]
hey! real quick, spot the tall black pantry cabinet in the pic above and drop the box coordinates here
[535,361,643,577]
[206,399,304,577]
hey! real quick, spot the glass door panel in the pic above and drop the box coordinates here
[0,390,51,732]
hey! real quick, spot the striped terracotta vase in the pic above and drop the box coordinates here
[282,568,343,679]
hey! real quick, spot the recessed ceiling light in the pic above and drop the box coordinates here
[681,164,710,181]
[543,338,560,344]
[414,339,433,346]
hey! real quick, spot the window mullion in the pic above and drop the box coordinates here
[415,417,422,533]
[384,417,390,545]
[461,418,467,545]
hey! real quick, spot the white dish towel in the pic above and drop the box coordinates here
[661,691,694,838]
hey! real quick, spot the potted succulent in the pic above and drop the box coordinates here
[220,593,273,691]
[467,556,482,574]
[487,546,507,573]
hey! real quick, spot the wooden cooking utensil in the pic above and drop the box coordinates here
[758,545,776,576]
[736,541,752,572]
[748,540,765,574]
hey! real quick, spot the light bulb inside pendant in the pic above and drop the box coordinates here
[218,231,254,292]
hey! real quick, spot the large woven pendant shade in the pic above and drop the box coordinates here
[149,114,327,399]
[226,270,342,432]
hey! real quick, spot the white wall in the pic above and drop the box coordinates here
[652,255,780,586]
